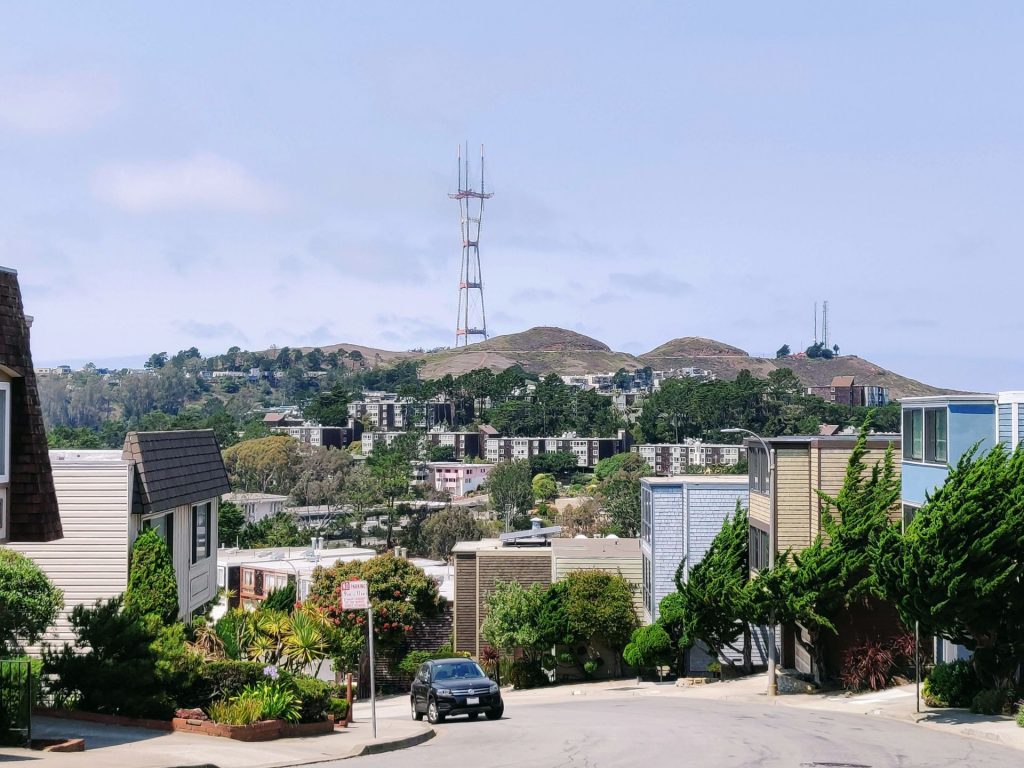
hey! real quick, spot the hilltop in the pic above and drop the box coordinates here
[416,327,639,378]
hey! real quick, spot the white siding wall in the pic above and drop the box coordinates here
[129,498,220,618]
[9,459,132,652]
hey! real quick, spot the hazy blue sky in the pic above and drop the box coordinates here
[3,3,1022,392]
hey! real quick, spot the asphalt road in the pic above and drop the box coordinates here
[340,695,1020,768]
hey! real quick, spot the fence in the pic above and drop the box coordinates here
[0,658,33,747]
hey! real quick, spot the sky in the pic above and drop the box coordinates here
[3,2,1023,393]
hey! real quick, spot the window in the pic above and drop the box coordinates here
[925,408,948,463]
[192,501,211,564]
[902,503,919,531]
[749,526,770,572]
[749,447,770,494]
[903,409,924,461]
[0,381,9,482]
[142,513,174,557]
[642,555,652,616]
[242,568,255,589]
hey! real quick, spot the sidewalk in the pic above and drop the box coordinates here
[0,715,433,768]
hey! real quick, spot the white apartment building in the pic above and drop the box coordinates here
[427,462,494,497]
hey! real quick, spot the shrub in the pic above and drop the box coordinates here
[623,624,673,674]
[43,598,174,718]
[124,530,180,624]
[971,689,1009,716]
[397,647,470,678]
[924,659,981,708]
[509,659,547,690]
[289,676,333,723]
[195,661,268,704]
[1017,707,1024,728]
[213,610,246,661]
[207,698,263,726]
[840,639,896,691]
[0,548,63,652]
[263,583,297,613]
[233,681,300,723]
[328,697,349,720]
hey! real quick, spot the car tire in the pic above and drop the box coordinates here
[411,697,423,721]
[427,698,444,724]
[467,712,479,720]
[485,704,504,720]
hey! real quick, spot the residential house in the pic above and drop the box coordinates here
[222,491,289,523]
[484,430,632,468]
[9,430,230,650]
[0,266,63,543]
[633,441,746,475]
[745,432,901,677]
[263,411,303,429]
[807,376,890,408]
[900,392,1024,662]
[427,462,494,497]
[452,523,643,674]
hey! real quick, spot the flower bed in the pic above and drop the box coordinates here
[171,716,335,741]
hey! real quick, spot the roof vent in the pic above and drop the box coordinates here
[606,534,619,540]
[574,534,587,539]
[530,517,543,530]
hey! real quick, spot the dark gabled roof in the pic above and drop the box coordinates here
[0,267,62,541]
[122,430,231,515]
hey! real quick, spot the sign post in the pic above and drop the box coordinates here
[341,580,375,739]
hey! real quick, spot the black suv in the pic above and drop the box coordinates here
[410,658,504,724]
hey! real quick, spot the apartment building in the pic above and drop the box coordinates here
[222,491,289,523]
[806,375,890,408]
[632,441,746,475]
[745,432,901,676]
[484,430,632,468]
[276,423,360,449]
[348,392,459,431]
[423,430,485,460]
[900,391,1024,662]
[427,462,494,497]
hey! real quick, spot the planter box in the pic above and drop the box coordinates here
[170,717,335,741]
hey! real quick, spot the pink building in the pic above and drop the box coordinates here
[427,462,494,498]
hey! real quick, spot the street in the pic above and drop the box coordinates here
[341,692,1020,768]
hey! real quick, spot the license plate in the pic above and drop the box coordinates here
[466,696,479,705]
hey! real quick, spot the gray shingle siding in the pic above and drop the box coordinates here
[999,404,1013,446]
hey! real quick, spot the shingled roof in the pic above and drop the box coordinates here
[1,267,63,541]
[122,430,231,516]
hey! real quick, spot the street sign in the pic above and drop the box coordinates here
[341,579,370,610]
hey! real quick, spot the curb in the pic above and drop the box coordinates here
[352,726,436,757]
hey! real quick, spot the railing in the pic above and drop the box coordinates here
[0,658,33,747]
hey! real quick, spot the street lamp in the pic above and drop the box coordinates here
[722,427,777,698]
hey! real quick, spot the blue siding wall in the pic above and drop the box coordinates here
[948,404,996,464]
[1018,407,1024,450]
[998,404,1013,447]
[902,462,951,506]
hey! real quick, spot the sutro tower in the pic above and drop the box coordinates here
[450,143,493,347]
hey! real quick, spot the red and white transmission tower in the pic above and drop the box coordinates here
[450,143,492,347]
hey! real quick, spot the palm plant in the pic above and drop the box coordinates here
[283,610,328,673]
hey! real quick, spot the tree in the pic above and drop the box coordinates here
[218,501,246,548]
[481,580,546,660]
[222,435,300,494]
[367,442,413,548]
[144,352,168,370]
[488,461,535,531]
[420,507,486,561]
[0,548,63,652]
[775,344,791,358]
[624,624,673,679]
[874,444,1024,690]
[557,498,605,538]
[657,591,691,675]
[755,423,899,682]
[597,453,652,537]
[304,384,352,427]
[562,570,638,675]
[532,473,558,502]
[427,444,457,463]
[238,511,308,549]
[341,465,381,547]
[124,530,180,624]
[528,451,579,478]
[306,553,441,674]
[671,504,757,672]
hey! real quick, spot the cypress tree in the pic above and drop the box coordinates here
[124,529,180,625]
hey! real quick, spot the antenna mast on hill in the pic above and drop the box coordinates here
[451,143,493,347]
